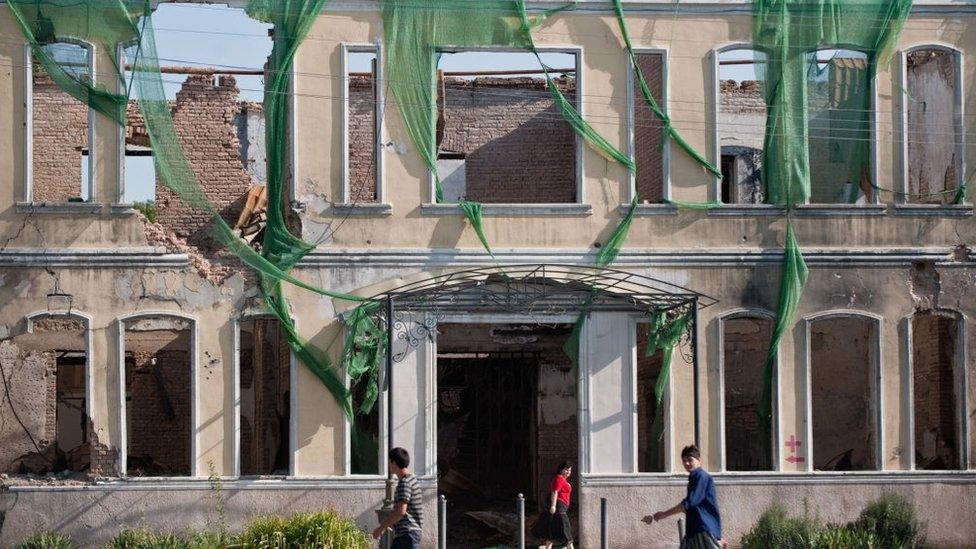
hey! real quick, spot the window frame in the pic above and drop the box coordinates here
[423,45,586,213]
[801,310,884,473]
[339,42,387,212]
[903,310,969,471]
[716,308,781,473]
[116,311,199,479]
[626,45,672,212]
[23,39,98,206]
[896,43,967,210]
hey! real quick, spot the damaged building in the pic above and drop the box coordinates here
[0,1,975,548]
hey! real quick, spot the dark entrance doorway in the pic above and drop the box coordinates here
[437,323,578,548]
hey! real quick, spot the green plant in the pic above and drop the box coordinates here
[132,201,156,223]
[235,512,371,549]
[740,504,823,549]
[817,524,882,549]
[108,529,188,549]
[854,493,926,548]
[205,460,228,543]
[16,532,74,549]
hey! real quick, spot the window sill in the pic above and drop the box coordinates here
[706,204,786,217]
[330,203,393,216]
[793,204,887,217]
[421,203,592,216]
[16,201,102,214]
[891,203,973,217]
[618,203,678,216]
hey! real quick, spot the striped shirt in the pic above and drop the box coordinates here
[394,473,423,535]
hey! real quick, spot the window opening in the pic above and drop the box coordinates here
[346,50,380,203]
[810,316,878,471]
[723,315,774,471]
[31,42,92,202]
[239,317,291,476]
[906,48,960,204]
[633,51,666,203]
[636,322,667,473]
[123,316,192,477]
[912,312,961,470]
[807,49,873,204]
[435,51,578,204]
[717,49,766,204]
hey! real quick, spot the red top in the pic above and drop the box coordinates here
[551,475,572,506]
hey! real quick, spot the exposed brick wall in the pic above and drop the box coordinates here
[634,53,665,202]
[723,316,774,470]
[810,317,876,471]
[32,72,88,202]
[153,75,258,250]
[125,345,191,476]
[912,313,960,469]
[348,76,378,202]
[239,318,290,476]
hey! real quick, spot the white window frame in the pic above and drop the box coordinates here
[716,309,781,472]
[117,312,199,478]
[897,43,966,207]
[801,310,884,472]
[628,314,675,474]
[626,46,671,207]
[232,313,298,478]
[425,46,585,209]
[25,310,95,430]
[24,39,97,204]
[903,310,969,471]
[340,43,386,207]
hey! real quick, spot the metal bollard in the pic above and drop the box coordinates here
[678,518,685,543]
[600,497,608,549]
[438,494,447,549]
[516,493,525,549]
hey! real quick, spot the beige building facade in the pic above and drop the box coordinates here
[0,1,975,547]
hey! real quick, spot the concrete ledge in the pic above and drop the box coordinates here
[0,248,190,268]
[793,204,888,216]
[330,203,393,216]
[420,203,592,216]
[892,203,974,217]
[582,471,976,487]
[617,203,679,216]
[706,205,786,216]
[15,201,103,214]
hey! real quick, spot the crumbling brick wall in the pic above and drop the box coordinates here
[32,72,89,202]
[153,74,260,250]
[0,342,56,473]
[634,53,665,202]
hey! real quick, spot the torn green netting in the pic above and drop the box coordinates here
[646,310,693,443]
[459,201,495,259]
[381,0,632,205]
[611,0,721,178]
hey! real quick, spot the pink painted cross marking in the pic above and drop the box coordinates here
[786,435,802,453]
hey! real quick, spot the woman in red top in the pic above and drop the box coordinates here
[532,460,574,549]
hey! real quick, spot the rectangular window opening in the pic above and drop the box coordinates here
[123,316,192,477]
[717,49,765,204]
[346,49,380,203]
[723,316,774,471]
[31,43,93,203]
[239,317,291,476]
[912,312,961,470]
[636,323,667,473]
[810,317,878,471]
[633,51,666,203]
[435,51,578,204]
[906,49,959,205]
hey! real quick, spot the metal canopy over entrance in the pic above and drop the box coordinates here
[360,264,718,461]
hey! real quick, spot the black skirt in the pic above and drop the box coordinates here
[530,501,572,542]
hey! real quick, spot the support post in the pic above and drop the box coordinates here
[691,297,700,448]
[517,493,525,549]
[439,494,447,549]
[386,297,394,456]
[678,517,685,542]
[600,497,608,549]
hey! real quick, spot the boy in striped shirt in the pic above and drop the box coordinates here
[372,447,423,548]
